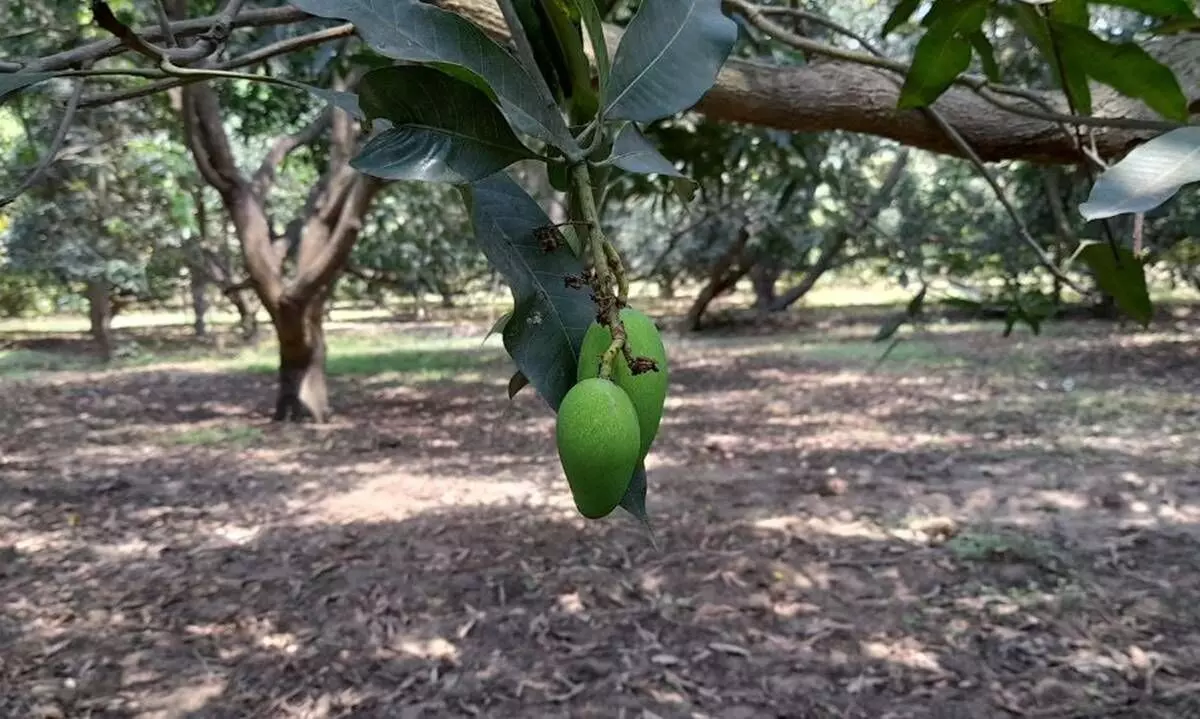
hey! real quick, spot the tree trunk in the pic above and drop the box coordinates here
[273,294,329,422]
[658,273,676,300]
[189,266,209,337]
[682,224,752,332]
[769,235,850,311]
[224,287,259,341]
[750,263,781,310]
[86,278,114,361]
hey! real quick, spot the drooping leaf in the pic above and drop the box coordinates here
[1011,3,1092,114]
[897,0,989,110]
[874,313,908,342]
[350,66,535,183]
[463,173,597,411]
[1074,241,1153,326]
[619,462,651,526]
[1051,21,1188,121]
[0,72,58,102]
[967,30,1001,82]
[1079,127,1200,220]
[605,124,687,177]
[289,0,578,154]
[604,0,737,123]
[508,370,531,399]
[578,0,611,98]
[882,0,922,36]
[483,310,513,345]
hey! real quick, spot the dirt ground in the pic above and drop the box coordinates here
[2,309,1200,718]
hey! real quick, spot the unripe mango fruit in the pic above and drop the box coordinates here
[577,308,669,461]
[555,377,640,519]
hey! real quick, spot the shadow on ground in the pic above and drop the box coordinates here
[2,317,1199,717]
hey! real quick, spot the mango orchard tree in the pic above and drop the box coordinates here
[3,0,1200,527]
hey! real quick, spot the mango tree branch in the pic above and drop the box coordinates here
[0,78,84,209]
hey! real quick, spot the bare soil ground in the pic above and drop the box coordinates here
[2,308,1200,718]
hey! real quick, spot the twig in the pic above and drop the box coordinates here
[80,24,355,108]
[152,0,177,47]
[0,78,84,209]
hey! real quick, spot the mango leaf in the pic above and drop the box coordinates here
[619,462,651,526]
[1051,21,1188,121]
[604,0,737,123]
[897,0,989,109]
[1011,3,1092,114]
[483,310,513,345]
[882,0,922,36]
[1079,127,1200,220]
[0,72,58,102]
[463,173,597,411]
[290,0,578,154]
[967,30,1000,82]
[1074,241,1153,326]
[578,0,611,97]
[605,124,687,177]
[507,371,530,399]
[350,66,535,183]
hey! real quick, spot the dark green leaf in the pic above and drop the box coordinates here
[350,65,535,183]
[874,313,908,342]
[508,370,530,399]
[462,173,597,411]
[1049,0,1089,25]
[1052,21,1188,121]
[619,462,651,526]
[967,30,1001,82]
[606,124,686,177]
[289,0,578,154]
[1075,241,1153,326]
[604,0,737,122]
[0,72,57,102]
[578,0,611,97]
[484,310,513,344]
[1011,3,1092,114]
[905,284,928,317]
[882,0,922,36]
[897,0,989,110]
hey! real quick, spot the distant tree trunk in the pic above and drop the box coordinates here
[658,272,676,299]
[174,36,382,421]
[189,267,209,337]
[223,285,259,341]
[682,223,752,331]
[86,278,114,361]
[1042,168,1074,306]
[750,264,781,310]
[771,149,910,312]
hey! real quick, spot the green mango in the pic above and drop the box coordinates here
[555,377,640,519]
[577,308,669,460]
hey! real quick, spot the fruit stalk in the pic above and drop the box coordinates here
[569,160,628,376]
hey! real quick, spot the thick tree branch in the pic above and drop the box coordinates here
[252,107,333,196]
[287,175,385,303]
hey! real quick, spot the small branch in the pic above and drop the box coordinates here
[152,0,177,47]
[0,78,85,209]
[79,24,355,108]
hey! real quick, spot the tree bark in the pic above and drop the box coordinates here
[86,278,114,361]
[750,264,780,310]
[433,0,1200,165]
[169,6,382,420]
[188,266,209,337]
[682,223,753,331]
[273,293,330,421]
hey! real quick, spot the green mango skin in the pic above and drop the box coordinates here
[577,308,669,461]
[555,378,641,519]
